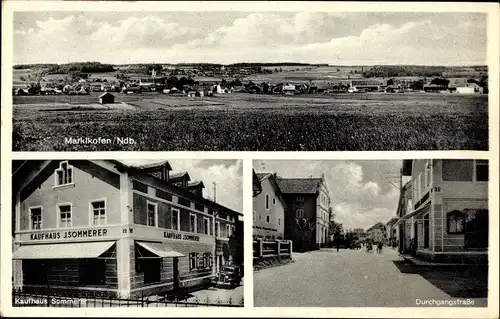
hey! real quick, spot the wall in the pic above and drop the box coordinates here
[252,177,285,239]
[20,160,121,230]
[283,194,316,251]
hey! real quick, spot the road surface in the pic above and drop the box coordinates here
[254,248,487,307]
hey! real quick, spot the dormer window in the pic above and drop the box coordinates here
[55,161,74,187]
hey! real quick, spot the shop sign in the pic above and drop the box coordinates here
[29,228,109,241]
[164,231,200,241]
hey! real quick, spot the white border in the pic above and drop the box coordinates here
[1,1,499,318]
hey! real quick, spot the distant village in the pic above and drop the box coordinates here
[13,63,488,97]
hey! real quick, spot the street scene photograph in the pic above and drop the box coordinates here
[252,159,489,307]
[11,159,244,307]
[11,10,488,151]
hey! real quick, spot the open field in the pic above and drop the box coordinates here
[13,92,488,151]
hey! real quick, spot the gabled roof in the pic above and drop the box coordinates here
[366,222,385,232]
[276,177,322,194]
[127,160,172,171]
[188,180,205,189]
[99,92,115,98]
[169,171,191,181]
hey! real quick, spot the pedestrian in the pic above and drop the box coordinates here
[336,241,340,252]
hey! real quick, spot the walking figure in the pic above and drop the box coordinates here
[366,242,373,253]
[376,242,383,254]
[336,241,340,252]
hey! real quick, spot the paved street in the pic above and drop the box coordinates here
[254,248,488,307]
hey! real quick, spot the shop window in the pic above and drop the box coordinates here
[147,202,157,227]
[203,253,209,269]
[464,209,488,249]
[475,160,488,181]
[30,207,42,230]
[55,161,73,186]
[79,259,106,286]
[265,194,270,210]
[142,258,161,284]
[197,253,204,268]
[189,253,197,270]
[447,210,465,234]
[91,200,106,226]
[442,160,473,181]
[296,209,304,218]
[171,208,180,230]
[203,217,210,235]
[58,204,72,228]
[189,213,197,233]
[23,260,47,285]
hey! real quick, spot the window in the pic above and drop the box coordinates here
[55,161,73,186]
[296,209,304,218]
[143,258,161,284]
[226,224,231,237]
[203,217,210,235]
[79,259,106,286]
[189,253,197,270]
[266,216,270,223]
[278,218,281,225]
[232,225,235,235]
[216,221,220,237]
[425,162,431,187]
[296,196,304,203]
[197,253,204,268]
[442,160,473,181]
[30,207,42,230]
[447,210,465,234]
[464,209,488,249]
[475,160,488,181]
[58,204,72,228]
[171,208,180,230]
[272,198,276,205]
[189,213,197,233]
[265,194,270,210]
[91,200,106,226]
[253,211,256,221]
[147,202,157,227]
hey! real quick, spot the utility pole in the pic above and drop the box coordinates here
[213,182,216,203]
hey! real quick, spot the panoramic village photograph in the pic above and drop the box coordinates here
[252,159,489,307]
[12,11,488,151]
[11,159,244,307]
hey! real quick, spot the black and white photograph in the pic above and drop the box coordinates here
[11,159,244,307]
[252,159,489,307]
[11,11,489,151]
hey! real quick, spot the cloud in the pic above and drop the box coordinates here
[13,12,486,65]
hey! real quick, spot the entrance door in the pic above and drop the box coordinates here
[173,257,180,291]
[423,214,430,248]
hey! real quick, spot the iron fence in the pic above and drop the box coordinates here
[12,288,244,307]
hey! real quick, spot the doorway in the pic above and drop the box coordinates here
[173,257,180,291]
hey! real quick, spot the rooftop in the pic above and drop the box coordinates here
[276,177,322,194]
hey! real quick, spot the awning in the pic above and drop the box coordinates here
[394,203,431,226]
[12,241,115,260]
[136,242,185,258]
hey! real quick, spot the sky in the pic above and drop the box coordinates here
[119,159,243,213]
[13,11,487,65]
[254,160,403,230]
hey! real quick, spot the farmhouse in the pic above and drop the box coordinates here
[12,160,243,298]
[99,92,115,104]
[350,79,386,92]
[283,84,296,95]
[123,86,142,94]
[395,159,488,264]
